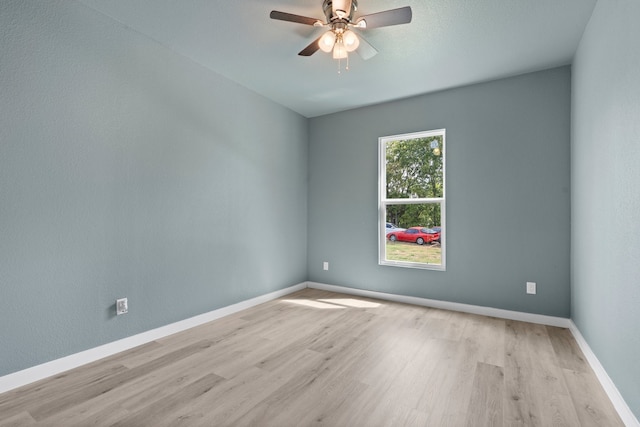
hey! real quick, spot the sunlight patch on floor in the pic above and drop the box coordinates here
[319,298,381,308]
[282,297,382,309]
[282,299,346,309]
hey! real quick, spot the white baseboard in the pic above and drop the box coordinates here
[569,321,640,427]
[307,281,571,327]
[0,282,306,394]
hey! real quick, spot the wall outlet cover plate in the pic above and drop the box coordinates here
[526,282,536,295]
[116,298,128,315]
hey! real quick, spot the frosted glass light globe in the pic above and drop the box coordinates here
[342,30,360,52]
[333,41,348,59]
[319,31,336,53]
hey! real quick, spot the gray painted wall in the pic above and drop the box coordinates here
[571,0,640,419]
[309,67,571,317]
[0,1,308,376]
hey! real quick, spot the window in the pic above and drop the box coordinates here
[379,129,446,270]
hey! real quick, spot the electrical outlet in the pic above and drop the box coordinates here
[116,298,128,315]
[323,261,329,271]
[526,282,537,295]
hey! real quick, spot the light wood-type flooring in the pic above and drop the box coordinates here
[0,288,624,426]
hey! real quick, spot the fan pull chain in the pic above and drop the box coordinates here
[337,55,350,74]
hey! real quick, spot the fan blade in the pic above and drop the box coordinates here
[355,35,378,60]
[270,10,321,26]
[356,6,412,29]
[298,35,322,56]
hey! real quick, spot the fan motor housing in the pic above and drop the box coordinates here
[323,0,358,23]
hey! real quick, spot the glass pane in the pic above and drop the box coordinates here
[385,136,443,199]
[384,204,442,266]
[386,203,441,231]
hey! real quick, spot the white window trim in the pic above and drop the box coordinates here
[378,129,446,271]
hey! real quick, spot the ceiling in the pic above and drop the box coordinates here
[77,0,597,118]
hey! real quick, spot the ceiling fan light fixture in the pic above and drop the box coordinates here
[270,1,412,68]
[319,31,337,52]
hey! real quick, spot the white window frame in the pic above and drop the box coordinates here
[378,129,446,271]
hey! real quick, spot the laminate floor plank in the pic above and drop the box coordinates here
[231,360,360,425]
[334,326,416,390]
[0,288,625,426]
[380,337,445,410]
[462,315,506,368]
[102,345,236,415]
[562,367,625,426]
[546,325,590,372]
[327,389,430,427]
[505,321,585,426]
[189,351,326,426]
[419,343,478,425]
[533,368,583,426]
[0,364,129,421]
[0,412,36,427]
[237,313,377,426]
[97,340,165,368]
[505,320,534,370]
[38,404,131,427]
[243,373,368,427]
[418,314,467,341]
[110,373,226,427]
[504,366,545,426]
[464,362,504,427]
[29,339,215,421]
[252,311,371,374]
[155,315,251,349]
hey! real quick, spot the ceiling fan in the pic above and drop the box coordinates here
[270,0,412,64]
